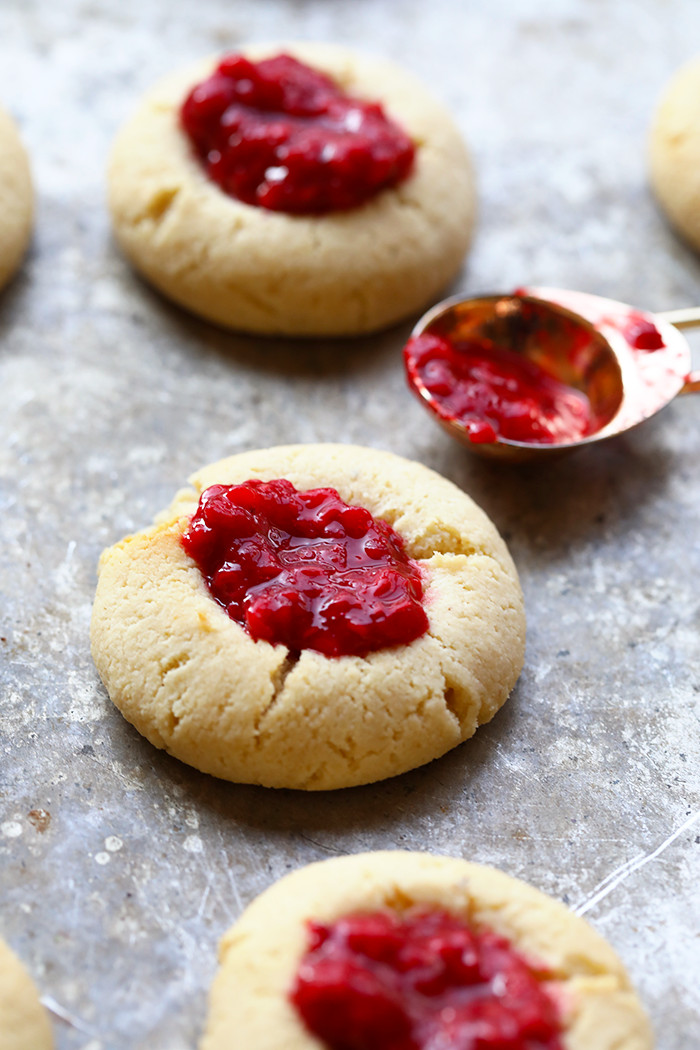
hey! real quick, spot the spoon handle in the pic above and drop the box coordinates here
[661,307,700,393]
[658,306,700,329]
[681,371,700,395]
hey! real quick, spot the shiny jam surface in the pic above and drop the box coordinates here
[290,909,564,1050]
[404,333,593,445]
[180,53,415,213]
[181,479,428,657]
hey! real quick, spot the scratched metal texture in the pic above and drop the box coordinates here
[0,0,699,1047]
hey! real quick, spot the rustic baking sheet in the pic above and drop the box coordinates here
[1,1,699,1047]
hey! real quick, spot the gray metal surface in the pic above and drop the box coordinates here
[1,1,699,1046]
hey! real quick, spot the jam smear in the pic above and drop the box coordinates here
[181,479,428,657]
[290,908,564,1050]
[180,53,415,213]
[614,310,665,351]
[404,333,593,445]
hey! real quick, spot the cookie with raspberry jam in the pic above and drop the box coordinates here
[200,852,652,1050]
[91,445,524,790]
[107,43,474,335]
[0,107,33,293]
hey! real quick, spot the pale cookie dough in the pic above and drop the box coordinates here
[91,444,525,790]
[107,43,475,336]
[649,57,700,252]
[0,937,52,1050]
[0,107,33,292]
[200,851,653,1050]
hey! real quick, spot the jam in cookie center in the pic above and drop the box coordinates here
[181,479,428,657]
[180,53,415,213]
[291,908,564,1050]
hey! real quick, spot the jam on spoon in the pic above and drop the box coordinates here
[403,288,700,460]
[404,331,594,445]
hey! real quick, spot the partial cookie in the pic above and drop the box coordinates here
[200,851,653,1050]
[0,937,52,1050]
[107,43,475,336]
[91,444,525,790]
[0,107,33,292]
[649,57,700,251]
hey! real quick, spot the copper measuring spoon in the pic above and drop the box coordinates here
[405,287,700,461]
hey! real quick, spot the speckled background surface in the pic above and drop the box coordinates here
[1,1,699,1047]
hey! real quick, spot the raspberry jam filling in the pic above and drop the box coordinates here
[290,908,564,1050]
[181,479,428,657]
[180,53,415,213]
[404,332,593,445]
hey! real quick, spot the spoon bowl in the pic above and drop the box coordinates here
[405,287,700,461]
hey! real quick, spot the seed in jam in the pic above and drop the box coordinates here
[404,332,594,445]
[180,53,415,214]
[290,908,564,1050]
[181,479,428,657]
